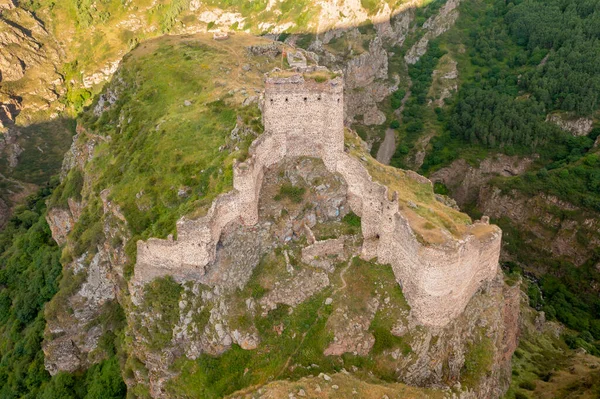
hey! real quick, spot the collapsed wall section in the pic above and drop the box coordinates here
[134,68,501,327]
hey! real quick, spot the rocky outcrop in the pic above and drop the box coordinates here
[343,36,391,125]
[478,188,600,266]
[43,187,129,375]
[0,6,62,86]
[42,123,129,375]
[428,53,458,107]
[131,152,514,398]
[431,152,600,266]
[405,0,461,64]
[0,96,21,130]
[546,113,594,136]
[43,249,116,375]
[430,154,533,206]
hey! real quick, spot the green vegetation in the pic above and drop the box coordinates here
[0,185,61,398]
[0,119,76,199]
[342,212,361,228]
[500,216,600,349]
[274,183,306,203]
[48,36,271,276]
[382,0,600,351]
[0,184,126,398]
[461,335,494,388]
[418,0,600,179]
[390,40,446,169]
[136,276,183,350]
[165,254,415,397]
[506,301,600,399]
[38,356,126,399]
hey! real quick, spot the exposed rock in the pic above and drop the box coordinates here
[45,207,76,246]
[324,297,379,356]
[478,187,600,266]
[430,154,533,206]
[405,0,461,64]
[301,237,346,272]
[43,336,81,375]
[136,70,501,329]
[429,53,458,107]
[287,50,307,68]
[0,96,21,129]
[344,37,391,125]
[0,0,15,11]
[43,249,118,375]
[546,113,594,136]
[82,60,121,88]
[260,268,330,312]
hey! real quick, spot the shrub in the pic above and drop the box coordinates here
[342,212,361,228]
[519,380,536,391]
[274,184,306,203]
[515,392,529,399]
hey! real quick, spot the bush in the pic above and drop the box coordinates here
[519,380,536,391]
[515,392,530,399]
[274,184,306,203]
[342,212,361,228]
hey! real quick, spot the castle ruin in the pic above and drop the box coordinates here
[134,67,501,327]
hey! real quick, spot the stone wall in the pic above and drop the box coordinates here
[134,69,501,327]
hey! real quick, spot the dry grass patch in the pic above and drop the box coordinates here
[227,372,445,398]
[344,129,481,244]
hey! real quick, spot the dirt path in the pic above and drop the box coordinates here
[376,128,396,165]
[377,81,412,165]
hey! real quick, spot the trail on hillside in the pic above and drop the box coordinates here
[377,81,412,165]
[376,128,396,165]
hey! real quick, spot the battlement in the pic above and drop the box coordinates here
[134,67,501,327]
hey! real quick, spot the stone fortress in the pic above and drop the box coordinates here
[135,66,502,327]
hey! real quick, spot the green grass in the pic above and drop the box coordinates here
[461,334,494,388]
[274,183,306,203]
[49,36,272,273]
[136,276,183,350]
[164,254,416,397]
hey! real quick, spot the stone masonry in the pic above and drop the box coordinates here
[134,67,502,327]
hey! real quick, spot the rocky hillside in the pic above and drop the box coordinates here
[1,0,599,398]
[36,32,521,398]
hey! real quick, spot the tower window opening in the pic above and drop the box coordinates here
[285,98,288,102]
[304,97,307,102]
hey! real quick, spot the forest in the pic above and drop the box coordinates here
[410,0,600,350]
[0,183,126,399]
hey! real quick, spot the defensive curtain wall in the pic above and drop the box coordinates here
[134,66,502,327]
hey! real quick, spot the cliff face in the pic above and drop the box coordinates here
[431,155,600,268]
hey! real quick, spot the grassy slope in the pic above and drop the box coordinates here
[54,33,280,270]
[505,297,600,399]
